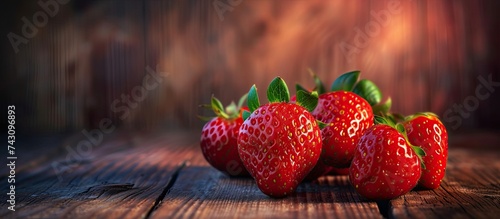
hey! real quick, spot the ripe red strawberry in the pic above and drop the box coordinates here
[349,120,424,200]
[200,95,250,177]
[238,77,322,197]
[312,91,374,168]
[295,71,393,168]
[403,113,448,189]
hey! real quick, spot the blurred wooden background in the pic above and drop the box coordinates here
[1,0,499,134]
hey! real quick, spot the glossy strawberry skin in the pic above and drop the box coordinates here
[201,116,249,176]
[238,103,322,197]
[312,91,374,168]
[404,115,448,189]
[349,124,421,200]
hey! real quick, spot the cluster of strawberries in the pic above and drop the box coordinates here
[200,71,448,200]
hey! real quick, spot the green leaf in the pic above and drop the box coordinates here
[330,70,360,91]
[389,113,405,123]
[411,146,426,157]
[396,123,406,134]
[411,145,427,169]
[211,96,229,118]
[267,77,290,103]
[317,120,328,129]
[237,93,248,109]
[295,83,308,93]
[247,85,260,113]
[242,110,251,121]
[374,115,387,125]
[296,90,319,112]
[308,68,326,94]
[352,79,382,106]
[372,97,392,116]
[374,115,395,127]
[211,96,224,112]
[385,113,397,125]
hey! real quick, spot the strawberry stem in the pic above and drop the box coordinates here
[308,68,327,94]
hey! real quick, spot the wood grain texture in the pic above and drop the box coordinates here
[150,162,382,219]
[0,132,197,219]
[387,148,500,219]
[0,132,499,219]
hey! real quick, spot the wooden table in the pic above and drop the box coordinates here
[1,131,499,219]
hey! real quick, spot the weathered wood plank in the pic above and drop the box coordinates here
[0,134,66,178]
[388,148,500,219]
[150,151,382,219]
[0,132,198,219]
[1,132,499,219]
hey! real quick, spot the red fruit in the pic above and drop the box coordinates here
[239,103,322,197]
[349,124,422,200]
[312,91,374,168]
[200,96,249,177]
[403,113,448,189]
[238,77,322,197]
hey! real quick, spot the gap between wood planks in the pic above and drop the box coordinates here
[143,161,393,219]
[144,161,187,219]
[376,200,392,218]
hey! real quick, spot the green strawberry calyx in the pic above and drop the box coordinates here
[296,70,392,116]
[383,112,406,124]
[198,94,248,121]
[243,77,319,121]
[296,69,327,95]
[374,115,427,169]
[334,71,391,116]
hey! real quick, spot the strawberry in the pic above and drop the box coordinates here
[295,71,396,169]
[237,77,322,197]
[349,117,425,200]
[312,91,374,168]
[403,113,448,189]
[200,95,250,177]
